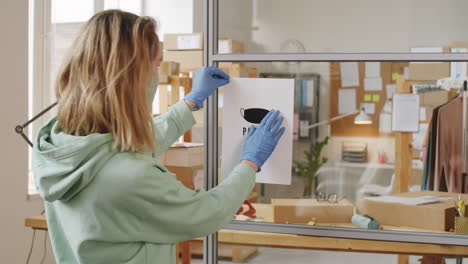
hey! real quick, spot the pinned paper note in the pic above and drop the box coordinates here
[386,84,396,99]
[365,62,381,78]
[383,101,392,113]
[364,78,383,91]
[413,123,429,150]
[338,89,357,114]
[420,107,427,121]
[379,113,392,133]
[372,94,380,103]
[364,94,372,102]
[222,78,294,185]
[392,72,398,81]
[340,62,360,87]
[392,94,420,132]
[404,67,410,80]
[361,103,375,114]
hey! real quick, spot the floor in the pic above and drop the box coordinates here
[190,248,463,264]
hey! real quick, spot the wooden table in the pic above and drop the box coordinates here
[26,203,468,264]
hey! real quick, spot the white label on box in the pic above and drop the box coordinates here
[177,35,202,50]
[218,40,230,54]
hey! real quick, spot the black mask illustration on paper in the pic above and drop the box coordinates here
[240,108,270,124]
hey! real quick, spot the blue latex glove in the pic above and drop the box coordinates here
[184,66,230,110]
[241,110,286,171]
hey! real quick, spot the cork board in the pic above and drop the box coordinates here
[330,62,395,137]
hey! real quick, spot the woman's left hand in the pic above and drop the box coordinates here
[184,66,230,110]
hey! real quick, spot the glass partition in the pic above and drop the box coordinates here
[216,60,468,242]
[218,0,468,53]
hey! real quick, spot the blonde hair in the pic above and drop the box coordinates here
[56,10,159,153]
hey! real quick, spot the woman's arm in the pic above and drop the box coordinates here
[184,100,197,111]
[152,100,196,157]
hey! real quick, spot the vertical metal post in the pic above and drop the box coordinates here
[203,0,219,263]
[461,80,467,194]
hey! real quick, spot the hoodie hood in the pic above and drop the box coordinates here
[32,118,115,202]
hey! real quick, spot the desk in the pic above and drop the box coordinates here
[26,204,468,264]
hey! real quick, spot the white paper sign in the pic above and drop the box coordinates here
[392,94,420,132]
[338,89,356,114]
[365,62,381,78]
[222,78,294,185]
[364,77,383,91]
[340,62,360,87]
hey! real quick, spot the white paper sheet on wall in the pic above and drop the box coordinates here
[420,107,427,121]
[392,94,420,132]
[338,89,356,114]
[361,103,375,114]
[386,84,396,99]
[365,62,381,78]
[413,123,429,150]
[379,113,392,133]
[222,78,294,185]
[364,78,383,91]
[340,62,360,87]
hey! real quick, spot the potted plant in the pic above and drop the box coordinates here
[294,136,329,197]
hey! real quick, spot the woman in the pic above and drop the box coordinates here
[32,10,285,264]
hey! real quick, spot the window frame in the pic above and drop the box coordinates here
[28,0,107,195]
[202,0,468,258]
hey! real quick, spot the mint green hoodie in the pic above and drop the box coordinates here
[32,101,256,264]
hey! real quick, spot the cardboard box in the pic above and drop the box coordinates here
[218,39,245,54]
[159,61,180,76]
[272,199,354,224]
[419,90,449,107]
[166,165,203,190]
[357,191,468,231]
[409,47,450,81]
[164,50,204,72]
[164,33,203,51]
[158,143,203,167]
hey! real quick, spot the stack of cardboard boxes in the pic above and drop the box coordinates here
[163,33,204,72]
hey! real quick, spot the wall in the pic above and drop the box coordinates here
[0,1,54,263]
[144,0,196,39]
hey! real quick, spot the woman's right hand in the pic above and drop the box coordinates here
[184,66,230,110]
[240,110,286,172]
